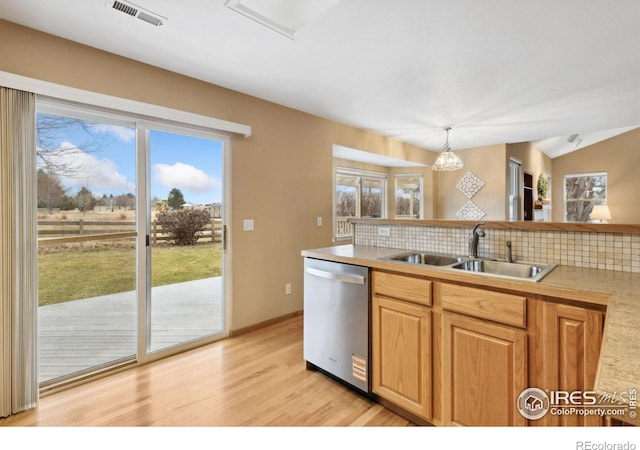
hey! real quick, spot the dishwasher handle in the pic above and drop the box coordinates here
[305,266,366,285]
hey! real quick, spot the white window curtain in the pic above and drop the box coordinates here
[0,87,38,417]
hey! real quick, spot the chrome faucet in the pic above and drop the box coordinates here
[506,240,513,263]
[469,222,486,258]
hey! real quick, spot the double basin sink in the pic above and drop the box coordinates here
[381,251,556,282]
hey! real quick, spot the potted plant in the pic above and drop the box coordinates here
[537,174,549,202]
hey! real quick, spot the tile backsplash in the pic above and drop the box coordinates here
[354,223,640,273]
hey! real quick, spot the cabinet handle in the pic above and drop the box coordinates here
[305,267,366,285]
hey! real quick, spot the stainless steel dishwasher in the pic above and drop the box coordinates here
[303,257,370,394]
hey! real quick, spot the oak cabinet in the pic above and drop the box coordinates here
[372,270,432,420]
[537,301,604,426]
[370,269,605,427]
[439,281,529,426]
[442,312,528,426]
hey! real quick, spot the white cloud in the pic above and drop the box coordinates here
[90,124,136,142]
[153,162,219,194]
[39,141,135,192]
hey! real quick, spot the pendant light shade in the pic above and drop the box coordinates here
[432,127,464,171]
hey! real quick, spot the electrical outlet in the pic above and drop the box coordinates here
[243,219,254,231]
[316,216,322,227]
[285,283,292,295]
[378,226,391,237]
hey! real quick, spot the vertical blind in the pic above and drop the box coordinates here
[0,87,38,417]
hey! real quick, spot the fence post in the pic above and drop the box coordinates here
[79,218,84,235]
[152,220,157,245]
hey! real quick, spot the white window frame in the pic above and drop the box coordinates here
[334,167,387,240]
[394,173,424,219]
[563,172,607,222]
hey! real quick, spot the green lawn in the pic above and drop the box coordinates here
[37,243,222,306]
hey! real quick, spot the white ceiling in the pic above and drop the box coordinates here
[1,0,639,158]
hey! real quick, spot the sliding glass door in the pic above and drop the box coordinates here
[36,101,228,386]
[147,128,225,353]
[36,105,138,385]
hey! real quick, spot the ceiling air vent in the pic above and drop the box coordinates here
[106,0,166,26]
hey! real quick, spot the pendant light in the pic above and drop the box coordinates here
[432,127,464,171]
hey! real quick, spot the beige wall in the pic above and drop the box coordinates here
[0,19,431,330]
[434,144,507,220]
[550,128,640,223]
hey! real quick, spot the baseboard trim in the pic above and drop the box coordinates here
[230,310,303,337]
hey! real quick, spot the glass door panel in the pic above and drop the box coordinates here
[148,129,224,353]
[36,109,137,385]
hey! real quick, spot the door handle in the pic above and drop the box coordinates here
[223,224,228,251]
[305,267,366,285]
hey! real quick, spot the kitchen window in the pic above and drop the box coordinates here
[334,168,386,239]
[394,174,423,219]
[564,172,607,222]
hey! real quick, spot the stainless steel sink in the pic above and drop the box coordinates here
[381,250,556,282]
[451,259,556,282]
[383,252,463,266]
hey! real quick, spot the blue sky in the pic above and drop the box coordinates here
[36,114,223,206]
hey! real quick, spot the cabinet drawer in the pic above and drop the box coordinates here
[373,271,431,306]
[440,283,526,328]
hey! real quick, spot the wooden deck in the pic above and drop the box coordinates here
[38,277,223,383]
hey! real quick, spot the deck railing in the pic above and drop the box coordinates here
[336,216,352,238]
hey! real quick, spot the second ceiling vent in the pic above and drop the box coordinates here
[106,0,166,27]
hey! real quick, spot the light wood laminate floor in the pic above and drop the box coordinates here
[1,315,412,427]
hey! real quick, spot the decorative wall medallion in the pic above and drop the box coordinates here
[456,201,486,220]
[456,171,485,199]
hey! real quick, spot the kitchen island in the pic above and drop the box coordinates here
[302,243,639,426]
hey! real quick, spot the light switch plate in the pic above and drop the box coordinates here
[378,226,391,237]
[243,219,254,231]
[316,216,322,227]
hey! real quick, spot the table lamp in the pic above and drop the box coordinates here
[590,205,611,223]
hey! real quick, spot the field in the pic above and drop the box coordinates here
[37,208,137,222]
[37,209,222,306]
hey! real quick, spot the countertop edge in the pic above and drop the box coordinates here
[302,246,609,307]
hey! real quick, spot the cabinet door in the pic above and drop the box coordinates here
[372,295,431,420]
[443,313,528,426]
[541,302,603,426]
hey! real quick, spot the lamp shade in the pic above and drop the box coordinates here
[590,204,611,222]
[432,150,464,171]
[432,127,464,171]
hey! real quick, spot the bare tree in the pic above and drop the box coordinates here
[361,186,382,218]
[37,169,67,212]
[36,113,115,177]
[115,193,136,211]
[336,188,356,217]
